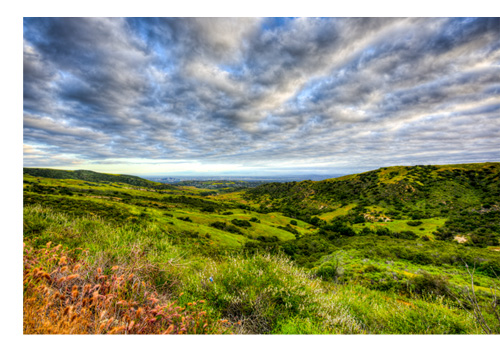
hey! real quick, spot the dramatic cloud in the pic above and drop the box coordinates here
[23,17,500,175]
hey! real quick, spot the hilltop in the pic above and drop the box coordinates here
[23,167,173,189]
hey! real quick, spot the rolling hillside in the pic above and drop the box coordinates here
[244,163,500,246]
[245,162,500,215]
[22,163,500,334]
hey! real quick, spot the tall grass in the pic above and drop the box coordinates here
[23,241,228,334]
[183,253,363,334]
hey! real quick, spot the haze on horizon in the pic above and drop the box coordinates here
[23,17,500,176]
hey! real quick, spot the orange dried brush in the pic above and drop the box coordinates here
[23,242,230,335]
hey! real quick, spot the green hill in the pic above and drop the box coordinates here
[23,167,171,189]
[246,162,500,215]
[22,163,500,334]
[244,163,500,246]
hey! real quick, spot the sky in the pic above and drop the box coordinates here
[23,17,500,176]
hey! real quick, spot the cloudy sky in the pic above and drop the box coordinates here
[23,17,500,176]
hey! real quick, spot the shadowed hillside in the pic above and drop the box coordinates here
[23,168,173,189]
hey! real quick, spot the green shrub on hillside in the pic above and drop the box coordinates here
[409,272,451,298]
[231,219,251,228]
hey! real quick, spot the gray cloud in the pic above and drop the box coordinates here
[23,17,500,174]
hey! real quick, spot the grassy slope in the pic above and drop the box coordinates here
[22,164,500,334]
[23,205,480,334]
[245,162,500,213]
[23,174,312,247]
[243,162,500,241]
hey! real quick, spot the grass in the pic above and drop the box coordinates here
[318,204,357,221]
[331,285,480,334]
[23,205,485,334]
[24,175,313,247]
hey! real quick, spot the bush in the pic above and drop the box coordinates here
[363,264,384,273]
[231,219,251,228]
[226,225,243,235]
[315,262,343,282]
[434,228,454,241]
[409,272,450,297]
[353,216,366,224]
[256,236,279,243]
[375,227,391,236]
[321,222,355,236]
[210,221,226,230]
[313,253,344,283]
[208,221,242,235]
[360,227,373,235]
[393,230,418,240]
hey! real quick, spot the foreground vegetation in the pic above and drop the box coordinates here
[23,164,500,334]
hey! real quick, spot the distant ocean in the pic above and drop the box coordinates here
[141,174,346,183]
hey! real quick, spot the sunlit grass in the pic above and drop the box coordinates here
[23,205,484,334]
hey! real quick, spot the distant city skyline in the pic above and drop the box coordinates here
[23,18,500,175]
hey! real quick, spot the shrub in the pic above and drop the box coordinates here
[256,236,279,243]
[409,272,450,298]
[210,221,226,230]
[313,253,345,283]
[360,227,373,235]
[322,222,355,236]
[434,228,454,241]
[353,216,366,224]
[226,225,243,235]
[375,227,391,236]
[231,219,251,228]
[393,231,418,240]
